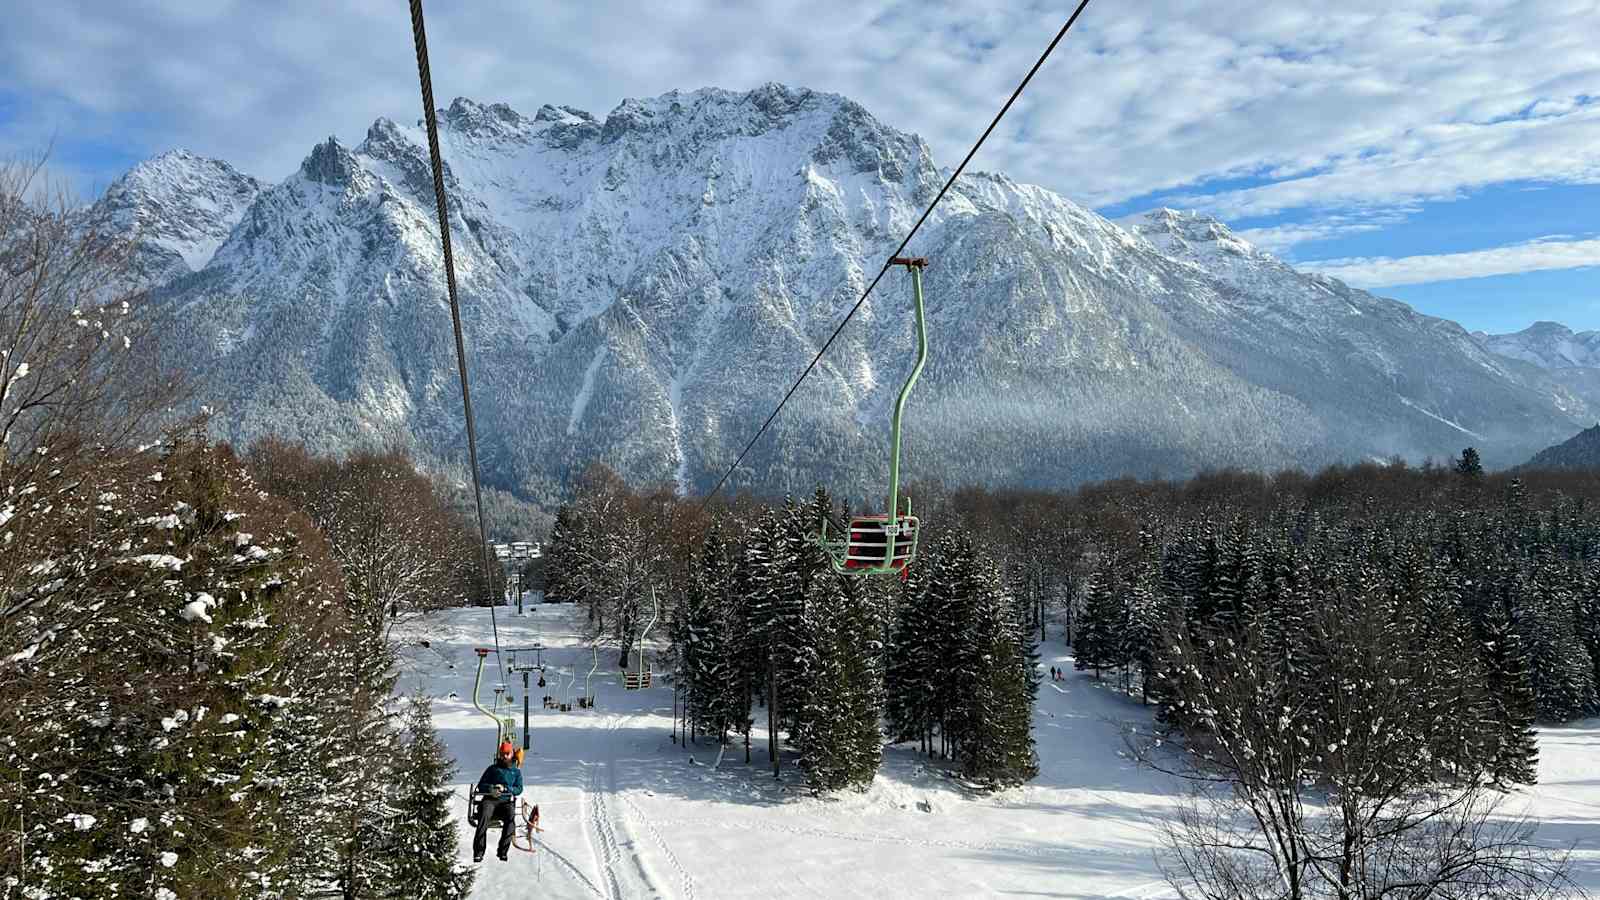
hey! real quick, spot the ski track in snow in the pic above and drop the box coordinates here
[585,711,668,899]
[619,794,698,900]
[396,604,1600,900]
[1396,395,1485,440]
[585,751,627,899]
[534,837,608,898]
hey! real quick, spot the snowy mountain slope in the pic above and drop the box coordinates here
[121,85,1593,503]
[1471,322,1600,414]
[1474,321,1600,370]
[90,149,263,289]
[1118,209,1594,461]
[395,602,1600,899]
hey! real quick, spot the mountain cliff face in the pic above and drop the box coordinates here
[118,84,1592,506]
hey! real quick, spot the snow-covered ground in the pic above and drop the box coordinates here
[397,603,1600,899]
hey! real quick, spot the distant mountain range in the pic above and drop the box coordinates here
[1472,321,1600,370]
[94,84,1596,507]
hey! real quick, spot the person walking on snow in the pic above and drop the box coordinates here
[473,740,524,862]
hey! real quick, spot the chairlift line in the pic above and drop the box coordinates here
[695,0,1094,515]
[407,0,505,662]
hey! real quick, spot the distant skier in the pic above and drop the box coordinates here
[473,740,524,862]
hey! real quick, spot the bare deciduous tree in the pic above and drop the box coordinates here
[1135,584,1581,899]
[1,155,187,663]
[246,439,484,639]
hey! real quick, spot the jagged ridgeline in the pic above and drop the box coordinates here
[105,84,1594,506]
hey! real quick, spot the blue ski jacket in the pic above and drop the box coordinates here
[476,761,523,803]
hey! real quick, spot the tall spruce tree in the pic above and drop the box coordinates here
[380,692,473,899]
[885,555,942,753]
[1479,606,1540,785]
[1073,569,1125,679]
[951,543,1038,786]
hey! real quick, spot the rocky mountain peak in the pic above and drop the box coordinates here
[93,149,262,282]
[1527,320,1576,336]
[300,137,359,186]
[364,116,407,151]
[106,149,257,200]
[535,104,596,124]
[105,84,1595,504]
[1126,207,1258,259]
[443,97,535,143]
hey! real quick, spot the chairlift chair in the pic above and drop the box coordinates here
[817,257,930,576]
[580,644,599,708]
[834,512,919,573]
[467,647,520,827]
[624,587,659,690]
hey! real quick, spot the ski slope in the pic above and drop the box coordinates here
[397,603,1600,899]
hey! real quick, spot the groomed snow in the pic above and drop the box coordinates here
[398,603,1599,899]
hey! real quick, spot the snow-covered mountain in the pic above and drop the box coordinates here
[1473,321,1600,370]
[118,85,1593,505]
[90,149,263,289]
[1470,322,1600,419]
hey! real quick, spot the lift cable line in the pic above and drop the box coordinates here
[695,0,1093,514]
[407,0,502,647]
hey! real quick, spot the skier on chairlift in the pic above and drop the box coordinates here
[473,740,524,862]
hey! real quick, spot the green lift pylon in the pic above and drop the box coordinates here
[818,256,929,576]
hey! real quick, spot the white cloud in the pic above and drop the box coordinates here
[1302,236,1600,287]
[1178,105,1600,220]
[1235,208,1415,254]
[2,0,1596,230]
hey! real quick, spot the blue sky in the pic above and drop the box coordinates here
[4,0,1597,334]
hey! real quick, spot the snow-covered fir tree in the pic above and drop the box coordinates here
[959,553,1038,786]
[788,492,887,791]
[1073,569,1126,680]
[376,691,473,900]
[0,437,398,896]
[885,555,942,753]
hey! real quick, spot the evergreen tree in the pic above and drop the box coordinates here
[1073,569,1125,679]
[1518,560,1600,721]
[783,489,887,791]
[885,553,941,751]
[951,546,1038,786]
[0,437,388,897]
[380,692,473,899]
[1479,606,1540,785]
[541,504,584,604]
